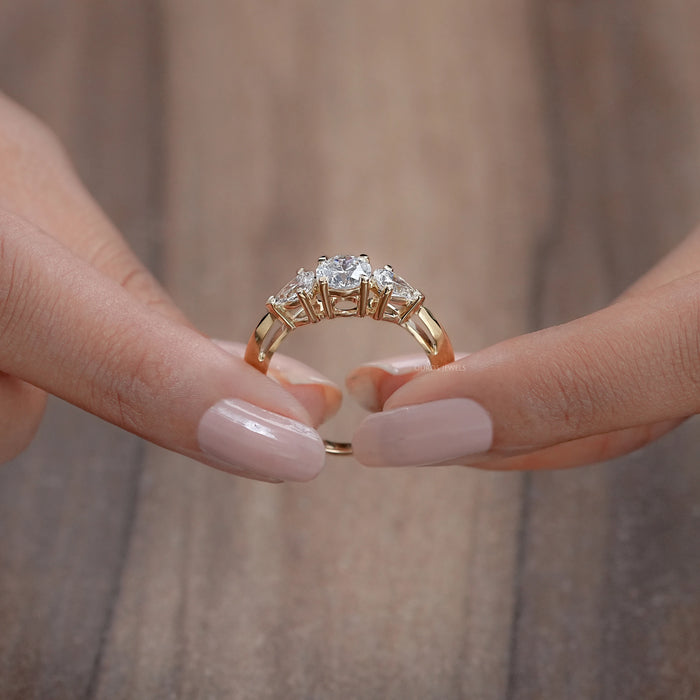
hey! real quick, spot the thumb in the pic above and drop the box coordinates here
[0,210,326,482]
[352,272,700,467]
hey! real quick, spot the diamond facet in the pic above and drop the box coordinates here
[315,255,371,291]
[372,267,420,301]
[274,269,315,303]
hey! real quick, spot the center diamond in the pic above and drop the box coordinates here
[316,255,371,291]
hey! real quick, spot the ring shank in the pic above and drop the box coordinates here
[244,305,454,454]
[324,440,353,455]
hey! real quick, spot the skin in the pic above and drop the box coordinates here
[347,231,700,470]
[2,91,698,475]
[0,93,341,481]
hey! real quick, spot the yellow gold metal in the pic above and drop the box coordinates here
[266,300,294,330]
[297,290,319,323]
[399,293,424,324]
[404,306,454,367]
[373,285,392,320]
[245,312,289,369]
[319,278,335,319]
[245,257,455,455]
[358,276,369,317]
[324,440,353,455]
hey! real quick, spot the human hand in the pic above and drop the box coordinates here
[0,94,341,482]
[347,229,700,470]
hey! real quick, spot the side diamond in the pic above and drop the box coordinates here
[372,267,420,301]
[274,269,315,303]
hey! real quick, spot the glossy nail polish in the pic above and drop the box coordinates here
[198,399,325,481]
[353,398,493,467]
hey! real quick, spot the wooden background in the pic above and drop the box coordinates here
[1,2,699,698]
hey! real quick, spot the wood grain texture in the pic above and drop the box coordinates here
[0,3,162,699]
[0,1,698,698]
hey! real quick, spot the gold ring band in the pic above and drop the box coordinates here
[244,254,455,455]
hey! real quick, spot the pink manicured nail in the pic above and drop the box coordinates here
[270,361,340,388]
[345,374,380,412]
[346,353,470,412]
[346,355,431,412]
[198,399,325,481]
[359,352,470,375]
[213,338,339,389]
[352,398,493,467]
[359,353,432,375]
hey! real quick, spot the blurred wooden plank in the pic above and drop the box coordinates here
[0,1,699,699]
[0,403,144,700]
[94,1,544,698]
[0,2,164,699]
[510,2,700,699]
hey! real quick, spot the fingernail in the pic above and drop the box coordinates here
[198,399,326,481]
[345,355,430,412]
[359,353,431,375]
[352,398,493,467]
[346,353,470,412]
[212,338,336,386]
[345,373,380,412]
[272,363,340,388]
[357,351,470,375]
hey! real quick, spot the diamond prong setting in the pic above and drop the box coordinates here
[269,254,422,326]
[297,289,319,323]
[373,284,392,320]
[358,276,370,317]
[318,277,335,319]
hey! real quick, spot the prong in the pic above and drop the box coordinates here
[318,277,335,319]
[385,264,393,271]
[266,300,295,329]
[359,252,370,260]
[297,267,304,275]
[358,276,369,317]
[297,289,319,323]
[317,255,327,263]
[373,285,392,320]
[399,293,424,324]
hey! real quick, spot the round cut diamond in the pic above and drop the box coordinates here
[274,269,315,303]
[372,267,420,301]
[316,255,371,291]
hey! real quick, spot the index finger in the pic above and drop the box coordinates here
[0,210,326,482]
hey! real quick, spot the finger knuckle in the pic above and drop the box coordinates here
[529,345,608,439]
[87,240,170,310]
[84,328,174,432]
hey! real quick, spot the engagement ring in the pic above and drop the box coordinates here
[245,254,454,455]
